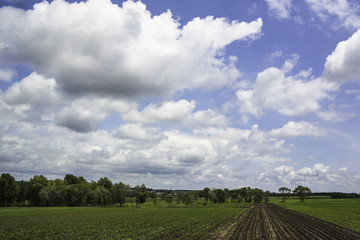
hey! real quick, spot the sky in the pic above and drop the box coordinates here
[0,0,360,192]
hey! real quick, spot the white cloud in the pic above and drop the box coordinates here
[4,72,59,107]
[306,0,360,30]
[0,0,262,98]
[112,123,165,141]
[324,29,360,84]
[259,163,360,191]
[56,97,136,133]
[265,0,293,19]
[236,62,337,117]
[0,68,15,82]
[123,99,196,124]
[269,121,327,138]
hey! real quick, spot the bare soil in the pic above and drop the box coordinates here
[216,203,360,240]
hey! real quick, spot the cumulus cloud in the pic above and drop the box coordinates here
[269,121,327,138]
[236,61,337,118]
[0,0,262,98]
[112,123,165,141]
[259,164,360,191]
[4,72,59,107]
[306,0,360,30]
[265,0,293,19]
[0,68,15,82]
[56,97,136,133]
[123,99,196,123]
[324,29,360,84]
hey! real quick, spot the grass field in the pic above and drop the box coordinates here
[0,202,250,240]
[273,197,360,232]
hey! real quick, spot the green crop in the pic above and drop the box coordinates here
[273,197,360,232]
[0,203,250,239]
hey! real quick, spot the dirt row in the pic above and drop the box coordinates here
[217,203,360,240]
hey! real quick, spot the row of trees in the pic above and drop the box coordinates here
[1,172,318,207]
[279,186,312,202]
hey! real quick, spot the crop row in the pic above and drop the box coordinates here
[0,204,249,239]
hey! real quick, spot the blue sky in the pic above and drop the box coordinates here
[0,0,360,192]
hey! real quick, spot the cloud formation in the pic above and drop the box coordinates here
[269,121,327,138]
[0,0,262,98]
[259,164,360,191]
[324,29,360,84]
[265,0,293,19]
[236,59,337,118]
[306,0,360,30]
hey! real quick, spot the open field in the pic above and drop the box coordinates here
[0,203,250,240]
[218,203,360,240]
[273,197,360,232]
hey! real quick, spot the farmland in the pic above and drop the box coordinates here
[0,203,250,240]
[1,199,360,239]
[273,197,360,232]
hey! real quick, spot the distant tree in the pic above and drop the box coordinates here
[16,180,29,206]
[135,184,147,206]
[279,187,291,202]
[200,187,210,202]
[111,182,130,207]
[264,191,270,203]
[183,193,194,206]
[245,187,253,203]
[253,188,264,203]
[213,189,226,203]
[149,191,157,204]
[64,174,78,185]
[293,186,312,202]
[0,173,17,206]
[29,175,48,206]
[97,177,113,190]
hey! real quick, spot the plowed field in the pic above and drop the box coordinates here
[217,203,360,240]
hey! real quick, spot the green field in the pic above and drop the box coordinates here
[0,202,250,240]
[273,197,360,232]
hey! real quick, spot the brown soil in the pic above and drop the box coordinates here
[216,203,360,240]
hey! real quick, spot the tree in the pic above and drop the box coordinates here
[200,187,210,202]
[135,184,147,206]
[111,182,130,207]
[0,173,17,206]
[182,193,194,206]
[279,187,291,202]
[293,185,312,202]
[29,175,48,206]
[97,177,113,190]
[264,191,270,203]
[213,189,226,203]
[253,188,264,203]
[64,174,81,185]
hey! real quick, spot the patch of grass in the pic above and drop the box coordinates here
[0,203,250,239]
[272,197,360,232]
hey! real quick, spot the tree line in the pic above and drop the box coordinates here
[0,173,276,207]
[1,173,354,207]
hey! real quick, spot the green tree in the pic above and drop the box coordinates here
[29,175,48,206]
[16,180,29,206]
[264,190,270,203]
[97,177,113,190]
[200,187,210,202]
[135,184,147,206]
[0,173,17,206]
[183,193,194,206]
[111,182,130,207]
[293,185,312,202]
[279,187,291,202]
[64,174,81,185]
[253,188,264,203]
[213,189,226,203]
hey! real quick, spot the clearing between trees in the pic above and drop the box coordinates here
[217,203,360,240]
